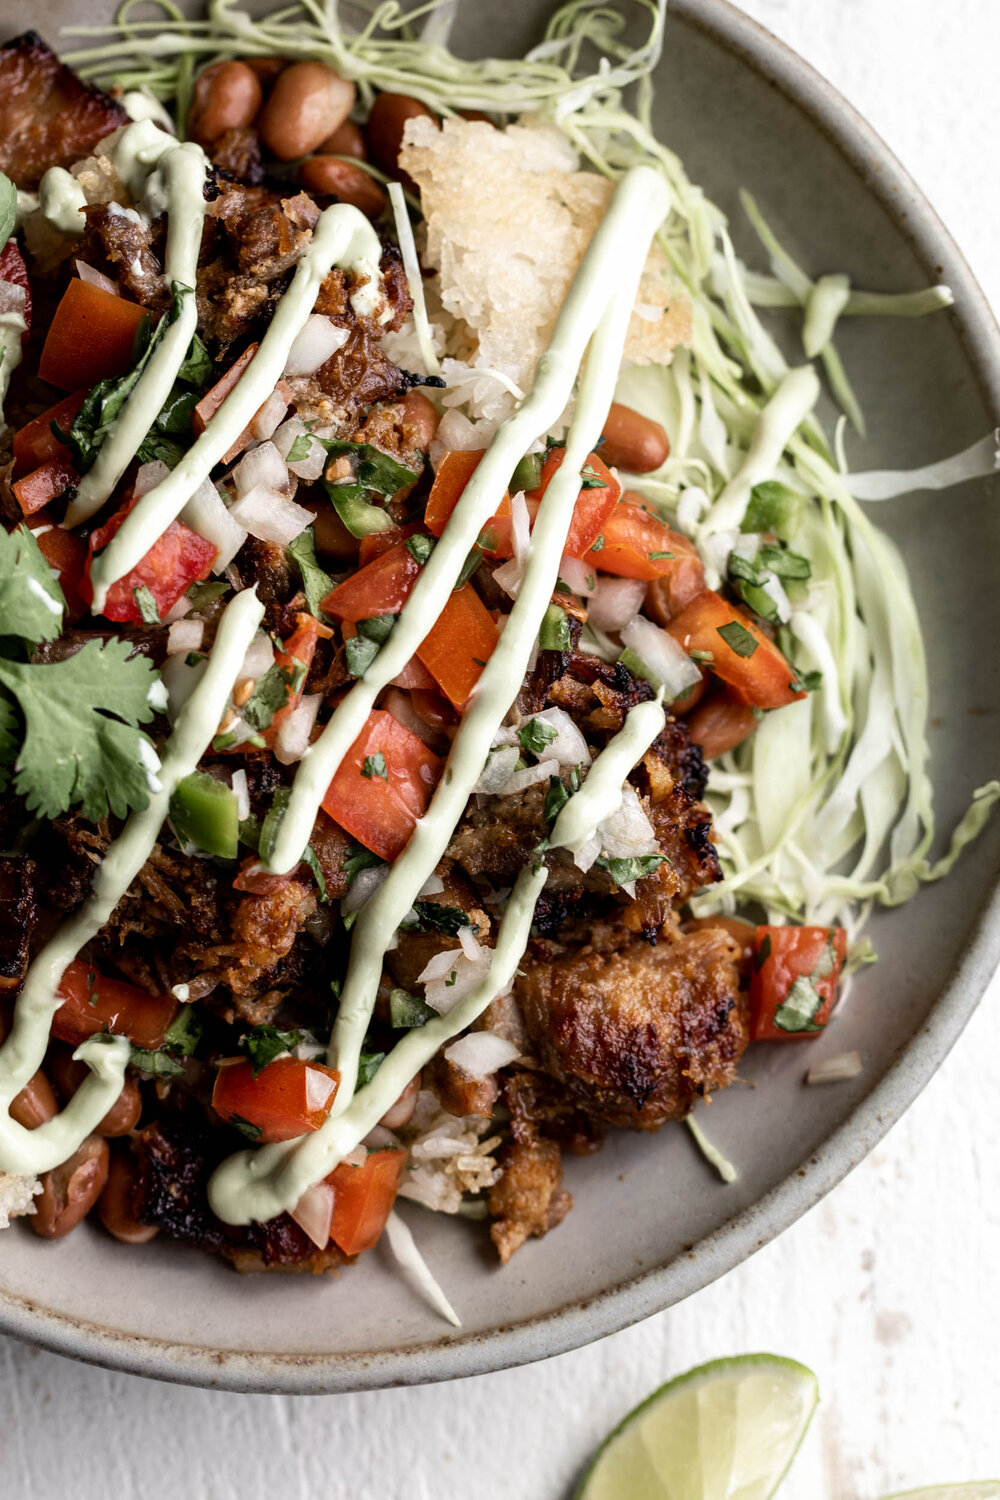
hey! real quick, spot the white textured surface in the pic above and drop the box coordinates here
[2,3,999,1494]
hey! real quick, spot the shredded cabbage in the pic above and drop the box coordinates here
[68,0,998,937]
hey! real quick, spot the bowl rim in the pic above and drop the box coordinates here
[3,0,999,1394]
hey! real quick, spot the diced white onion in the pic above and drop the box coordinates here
[419,950,466,983]
[620,615,702,698]
[342,862,390,916]
[759,568,792,623]
[283,314,349,377]
[0,280,27,317]
[418,872,445,897]
[588,575,646,632]
[239,631,275,682]
[806,1051,863,1086]
[497,756,560,796]
[74,259,118,295]
[492,489,532,598]
[180,478,248,573]
[383,688,440,748]
[525,707,590,768]
[135,460,170,498]
[571,833,602,873]
[289,1180,334,1249]
[163,595,193,624]
[250,388,290,441]
[160,653,206,723]
[418,949,491,1015]
[558,554,597,596]
[599,785,659,860]
[444,1031,520,1079]
[166,619,204,656]
[676,485,709,536]
[474,745,520,793]
[457,925,484,962]
[273,417,327,481]
[231,768,250,822]
[228,487,314,546]
[304,1065,338,1113]
[232,441,289,500]
[363,1124,400,1152]
[274,692,322,765]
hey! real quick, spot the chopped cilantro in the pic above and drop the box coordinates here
[755,932,773,970]
[689,648,714,663]
[241,658,293,733]
[286,433,312,463]
[717,621,759,659]
[389,988,436,1029]
[302,844,328,900]
[0,637,161,820]
[402,902,476,938]
[162,1005,204,1057]
[187,580,229,609]
[258,786,290,866]
[544,774,570,824]
[345,634,380,677]
[444,971,457,987]
[454,546,483,589]
[356,613,397,644]
[405,534,435,565]
[128,1046,184,1077]
[132,583,161,625]
[227,1112,263,1142]
[239,1024,302,1078]
[579,464,608,490]
[741,481,803,540]
[773,975,825,1034]
[0,525,65,644]
[287,528,334,620]
[758,543,811,581]
[357,1051,385,1087]
[648,550,674,561]
[344,842,384,885]
[598,853,667,887]
[517,717,558,756]
[362,752,388,780]
[591,534,605,551]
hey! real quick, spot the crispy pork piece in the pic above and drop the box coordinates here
[516,925,748,1131]
[487,1137,572,1264]
[0,857,36,990]
[0,32,128,189]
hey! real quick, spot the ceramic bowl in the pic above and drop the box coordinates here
[2,0,999,1393]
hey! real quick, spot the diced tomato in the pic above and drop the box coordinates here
[84,493,217,622]
[530,448,621,558]
[358,522,420,567]
[12,389,86,473]
[750,926,848,1041]
[424,449,487,537]
[322,540,422,622]
[666,590,806,710]
[25,513,87,621]
[268,613,321,740]
[687,689,759,758]
[212,1057,340,1144]
[12,456,79,518]
[328,1148,407,1255]
[321,708,442,861]
[668,671,707,716]
[53,960,178,1050]
[0,240,32,343]
[415,583,498,711]
[38,279,147,391]
[588,495,694,583]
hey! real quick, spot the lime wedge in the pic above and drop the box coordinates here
[882,1488,1000,1499]
[576,1353,818,1500]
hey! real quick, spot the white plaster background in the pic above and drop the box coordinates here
[2,2,999,1495]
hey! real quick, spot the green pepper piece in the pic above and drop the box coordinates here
[510,452,543,492]
[169,771,239,859]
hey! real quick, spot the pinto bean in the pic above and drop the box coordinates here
[47,1047,142,1137]
[365,92,436,189]
[298,156,386,219]
[30,1135,109,1239]
[98,1148,159,1245]
[400,389,440,451]
[600,402,670,473]
[244,56,287,89]
[378,1072,420,1130]
[187,61,263,146]
[9,1069,58,1130]
[259,62,356,161]
[319,118,367,159]
[687,690,759,760]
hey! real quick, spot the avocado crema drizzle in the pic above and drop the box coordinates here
[0,131,673,1228]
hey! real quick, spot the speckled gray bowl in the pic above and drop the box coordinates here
[2,0,999,1394]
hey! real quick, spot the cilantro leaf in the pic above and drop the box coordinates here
[517,717,558,756]
[241,657,304,733]
[357,1051,385,1087]
[162,1005,204,1057]
[356,613,397,644]
[302,844,328,900]
[177,332,213,388]
[0,172,15,252]
[716,621,759,659]
[227,1112,263,1142]
[597,853,667,888]
[0,639,159,821]
[129,1046,185,1077]
[287,528,334,621]
[362,752,388,780]
[239,1023,302,1078]
[0,525,66,644]
[772,974,825,1034]
[544,774,570,824]
[402,902,476,938]
[286,433,312,463]
[344,842,383,885]
[405,534,435,565]
[132,583,161,625]
[345,634,379,678]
